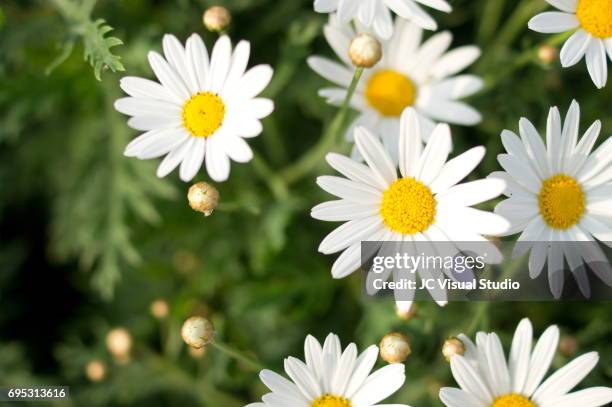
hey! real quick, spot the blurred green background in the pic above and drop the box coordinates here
[0,0,611,406]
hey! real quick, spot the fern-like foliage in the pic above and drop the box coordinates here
[49,0,124,80]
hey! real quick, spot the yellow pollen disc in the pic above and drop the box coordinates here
[182,92,226,137]
[380,177,437,235]
[538,174,586,230]
[311,395,352,407]
[365,69,417,117]
[491,394,537,407]
[576,0,612,38]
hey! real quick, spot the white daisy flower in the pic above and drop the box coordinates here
[308,16,483,161]
[528,0,612,89]
[247,333,410,407]
[311,108,508,309]
[490,100,612,298]
[440,318,612,407]
[313,0,452,38]
[115,34,274,182]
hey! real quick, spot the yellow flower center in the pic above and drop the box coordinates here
[182,92,226,137]
[576,0,612,38]
[380,177,437,235]
[491,394,536,407]
[538,174,586,230]
[311,395,352,407]
[365,69,417,117]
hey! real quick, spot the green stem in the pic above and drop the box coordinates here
[280,67,364,185]
[212,341,264,371]
[251,152,289,200]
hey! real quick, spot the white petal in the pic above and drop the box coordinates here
[509,318,533,394]
[318,216,383,254]
[450,356,493,404]
[208,35,232,93]
[398,107,423,178]
[345,345,380,398]
[351,363,406,406]
[528,12,579,33]
[430,147,485,193]
[585,40,608,89]
[311,200,379,221]
[233,65,274,100]
[437,179,505,207]
[205,137,231,182]
[430,47,481,79]
[560,29,591,67]
[223,135,253,163]
[385,0,438,30]
[415,123,452,184]
[284,357,321,400]
[418,99,482,126]
[156,138,194,178]
[541,387,612,407]
[533,352,599,402]
[326,153,386,190]
[354,127,397,186]
[163,34,198,93]
[223,40,251,95]
[546,0,577,13]
[523,325,560,397]
[148,51,191,100]
[439,387,485,407]
[316,175,382,203]
[185,33,209,92]
[119,76,177,102]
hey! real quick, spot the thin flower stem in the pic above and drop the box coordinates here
[280,67,364,185]
[211,341,265,371]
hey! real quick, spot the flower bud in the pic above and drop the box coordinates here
[106,328,132,362]
[559,335,579,357]
[349,33,382,68]
[395,303,417,321]
[538,44,558,64]
[188,182,219,216]
[150,299,169,319]
[379,332,411,363]
[203,6,231,32]
[85,359,106,382]
[181,316,215,349]
[442,337,465,362]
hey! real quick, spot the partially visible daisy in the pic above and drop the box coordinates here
[440,318,612,407]
[528,0,611,88]
[247,333,409,407]
[490,100,612,298]
[311,108,508,309]
[308,16,482,161]
[313,0,452,39]
[115,34,274,182]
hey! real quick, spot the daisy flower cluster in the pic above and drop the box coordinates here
[106,2,612,406]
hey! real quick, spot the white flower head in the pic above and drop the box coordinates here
[313,0,452,38]
[115,34,274,182]
[491,100,612,298]
[312,108,508,309]
[528,0,612,89]
[440,318,612,407]
[308,16,483,162]
[247,333,409,407]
